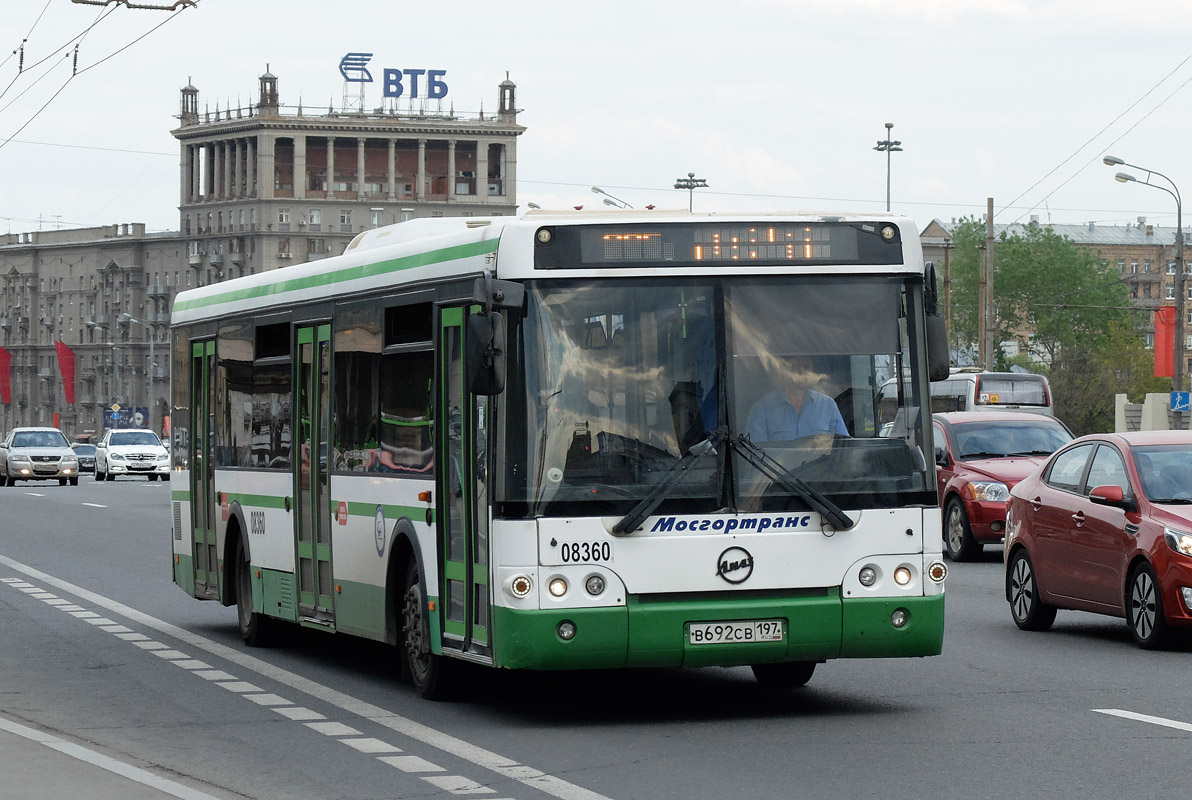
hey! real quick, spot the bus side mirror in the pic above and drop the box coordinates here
[926,313,950,381]
[466,312,507,395]
[923,262,950,381]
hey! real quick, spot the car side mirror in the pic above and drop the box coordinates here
[1089,484,1135,511]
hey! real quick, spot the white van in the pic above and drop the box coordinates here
[878,369,1054,431]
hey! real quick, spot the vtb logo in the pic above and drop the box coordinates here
[339,52,373,83]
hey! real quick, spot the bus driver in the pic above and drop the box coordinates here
[745,354,849,441]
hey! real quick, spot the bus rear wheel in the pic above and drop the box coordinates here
[235,538,271,646]
[401,561,449,699]
[751,661,816,688]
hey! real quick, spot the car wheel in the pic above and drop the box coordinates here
[751,661,816,688]
[1127,563,1172,650]
[95,466,103,481]
[402,560,450,699]
[106,470,115,482]
[944,498,982,561]
[1007,548,1057,631]
[235,538,271,646]
[4,475,14,487]
[69,477,78,486]
[148,474,158,482]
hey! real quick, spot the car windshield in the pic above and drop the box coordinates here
[953,420,1071,459]
[110,431,163,447]
[11,430,69,448]
[1132,444,1192,502]
[72,444,96,455]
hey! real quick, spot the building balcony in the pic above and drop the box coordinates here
[0,316,9,329]
[147,284,170,297]
[93,313,111,326]
[40,316,54,327]
[78,394,97,405]
[188,253,203,266]
[209,252,224,266]
[150,364,168,381]
[38,367,54,378]
[230,252,245,265]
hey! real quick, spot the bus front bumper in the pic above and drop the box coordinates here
[489,590,944,671]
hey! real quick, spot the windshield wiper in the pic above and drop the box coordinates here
[612,430,723,536]
[1007,450,1054,457]
[1150,497,1192,505]
[960,451,1007,459]
[731,435,855,531]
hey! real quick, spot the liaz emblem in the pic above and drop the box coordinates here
[715,546,754,584]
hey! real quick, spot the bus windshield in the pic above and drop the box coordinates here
[499,276,934,518]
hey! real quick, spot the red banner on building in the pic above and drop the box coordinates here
[0,347,10,404]
[1155,306,1176,378]
[54,340,76,404]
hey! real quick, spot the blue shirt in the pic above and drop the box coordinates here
[745,389,849,441]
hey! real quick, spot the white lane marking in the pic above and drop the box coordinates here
[341,737,402,754]
[57,605,86,612]
[216,681,262,693]
[306,721,362,737]
[381,754,445,773]
[1094,708,1192,733]
[244,693,291,707]
[25,492,45,497]
[172,660,213,670]
[115,632,151,641]
[192,670,237,681]
[424,774,496,794]
[0,554,617,800]
[133,641,171,650]
[272,706,326,721]
[0,713,225,800]
[82,503,108,508]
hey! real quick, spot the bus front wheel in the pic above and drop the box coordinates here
[751,661,816,688]
[401,561,450,699]
[235,538,271,647]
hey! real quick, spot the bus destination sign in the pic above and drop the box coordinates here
[534,222,903,269]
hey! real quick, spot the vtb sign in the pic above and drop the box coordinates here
[338,53,448,99]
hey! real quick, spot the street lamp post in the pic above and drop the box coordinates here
[119,313,153,430]
[873,122,902,212]
[591,186,632,209]
[1104,155,1185,417]
[673,172,707,212]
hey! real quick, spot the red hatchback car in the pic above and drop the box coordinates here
[933,412,1073,561]
[1004,431,1192,649]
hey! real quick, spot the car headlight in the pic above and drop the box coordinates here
[110,453,126,462]
[156,453,170,462]
[62,457,78,466]
[968,481,1010,503]
[1164,527,1192,557]
[10,455,31,464]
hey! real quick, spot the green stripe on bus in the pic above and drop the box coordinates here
[224,493,289,509]
[173,239,498,313]
[171,489,190,502]
[343,500,431,522]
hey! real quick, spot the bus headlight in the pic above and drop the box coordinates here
[858,567,877,587]
[548,577,568,597]
[893,566,912,586]
[584,574,605,596]
[891,608,909,628]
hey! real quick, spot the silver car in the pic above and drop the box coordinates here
[0,427,81,486]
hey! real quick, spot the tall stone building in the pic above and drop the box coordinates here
[0,69,523,438]
[921,217,1187,367]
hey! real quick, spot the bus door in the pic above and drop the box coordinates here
[190,340,219,600]
[437,307,491,658]
[295,324,335,626]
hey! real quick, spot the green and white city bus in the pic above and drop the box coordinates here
[169,211,950,698]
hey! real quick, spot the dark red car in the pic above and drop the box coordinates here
[1005,431,1192,649]
[933,412,1073,561]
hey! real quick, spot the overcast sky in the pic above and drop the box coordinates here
[5,0,1192,236]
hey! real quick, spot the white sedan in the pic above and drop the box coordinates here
[95,428,172,481]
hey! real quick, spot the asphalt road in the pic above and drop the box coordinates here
[1,477,1189,800]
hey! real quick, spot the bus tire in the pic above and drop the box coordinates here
[235,538,271,647]
[401,560,450,699]
[944,498,981,561]
[751,661,816,688]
